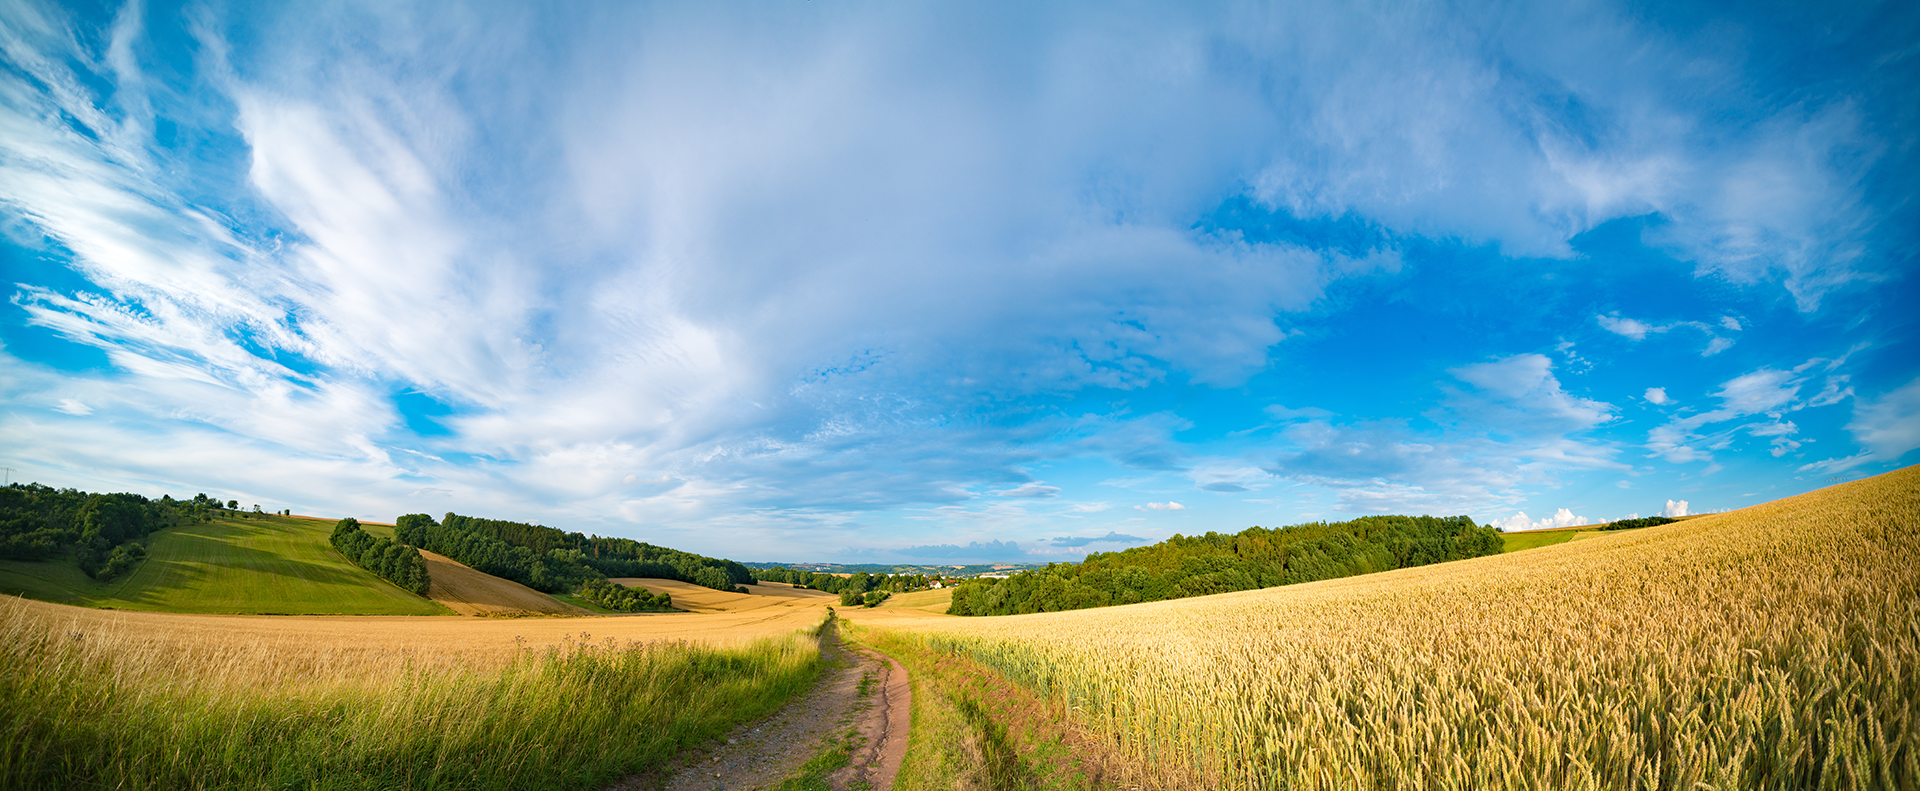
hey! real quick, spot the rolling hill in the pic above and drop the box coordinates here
[0,513,448,615]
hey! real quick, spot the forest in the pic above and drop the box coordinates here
[1597,516,1678,530]
[0,484,229,580]
[329,518,431,596]
[948,514,1505,616]
[393,512,751,593]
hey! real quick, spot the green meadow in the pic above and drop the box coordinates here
[0,513,448,615]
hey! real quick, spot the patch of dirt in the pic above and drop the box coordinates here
[611,621,912,791]
[419,550,588,616]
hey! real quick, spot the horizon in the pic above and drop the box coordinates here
[2,0,1916,564]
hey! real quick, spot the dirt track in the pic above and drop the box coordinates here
[628,622,912,791]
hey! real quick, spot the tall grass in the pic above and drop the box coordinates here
[875,467,1920,790]
[0,600,824,790]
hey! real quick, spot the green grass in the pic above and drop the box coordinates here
[1497,528,1579,553]
[0,514,449,615]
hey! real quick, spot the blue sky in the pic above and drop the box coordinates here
[2,0,1916,563]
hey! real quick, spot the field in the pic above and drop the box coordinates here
[1496,526,1583,552]
[0,513,448,615]
[419,549,588,616]
[0,595,827,789]
[849,466,1920,789]
[875,587,954,614]
[611,577,838,613]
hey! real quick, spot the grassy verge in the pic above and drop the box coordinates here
[854,624,1155,791]
[0,513,449,615]
[0,599,826,790]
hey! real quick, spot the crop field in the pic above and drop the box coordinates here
[863,466,1920,790]
[875,587,955,614]
[0,595,827,789]
[611,577,838,613]
[0,513,448,615]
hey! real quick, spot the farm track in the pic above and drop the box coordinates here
[619,623,913,791]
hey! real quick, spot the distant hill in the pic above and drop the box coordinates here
[741,561,1047,577]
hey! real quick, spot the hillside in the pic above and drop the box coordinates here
[0,513,448,615]
[416,549,589,616]
[949,514,1502,615]
[851,465,1920,789]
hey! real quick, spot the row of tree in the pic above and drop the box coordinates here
[330,518,431,596]
[401,512,754,592]
[1598,516,1678,531]
[753,567,940,595]
[394,513,598,594]
[0,484,225,580]
[948,515,1505,616]
[576,578,675,612]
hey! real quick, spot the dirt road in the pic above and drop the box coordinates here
[617,621,911,791]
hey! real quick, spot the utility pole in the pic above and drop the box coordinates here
[1,467,14,486]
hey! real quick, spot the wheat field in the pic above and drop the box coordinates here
[865,466,1920,789]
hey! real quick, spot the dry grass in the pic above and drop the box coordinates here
[866,466,1920,790]
[0,593,829,789]
[420,550,591,616]
[8,589,833,679]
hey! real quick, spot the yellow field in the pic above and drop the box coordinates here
[418,549,589,616]
[8,585,833,683]
[611,577,839,613]
[873,587,954,614]
[854,466,1920,789]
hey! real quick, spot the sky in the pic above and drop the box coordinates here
[1,0,1916,564]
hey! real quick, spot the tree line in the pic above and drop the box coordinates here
[948,514,1505,616]
[576,578,675,612]
[1597,516,1678,531]
[329,518,430,596]
[0,484,238,581]
[752,567,939,606]
[393,511,752,598]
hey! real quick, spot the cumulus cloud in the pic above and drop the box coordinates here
[1644,387,1672,405]
[1597,314,1660,340]
[1660,499,1690,517]
[0,0,1907,558]
[1489,508,1590,531]
[1135,501,1186,511]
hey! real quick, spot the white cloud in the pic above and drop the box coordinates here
[1702,337,1735,356]
[995,482,1061,498]
[1597,314,1659,340]
[53,398,92,415]
[1802,376,1920,472]
[1720,316,1743,332]
[1644,387,1672,405]
[1135,501,1186,511]
[1489,507,1590,531]
[1446,354,1614,433]
[1660,499,1690,517]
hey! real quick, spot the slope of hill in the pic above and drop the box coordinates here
[0,513,448,615]
[611,577,838,614]
[416,549,589,616]
[856,465,1920,789]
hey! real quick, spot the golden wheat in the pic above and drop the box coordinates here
[865,466,1920,790]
